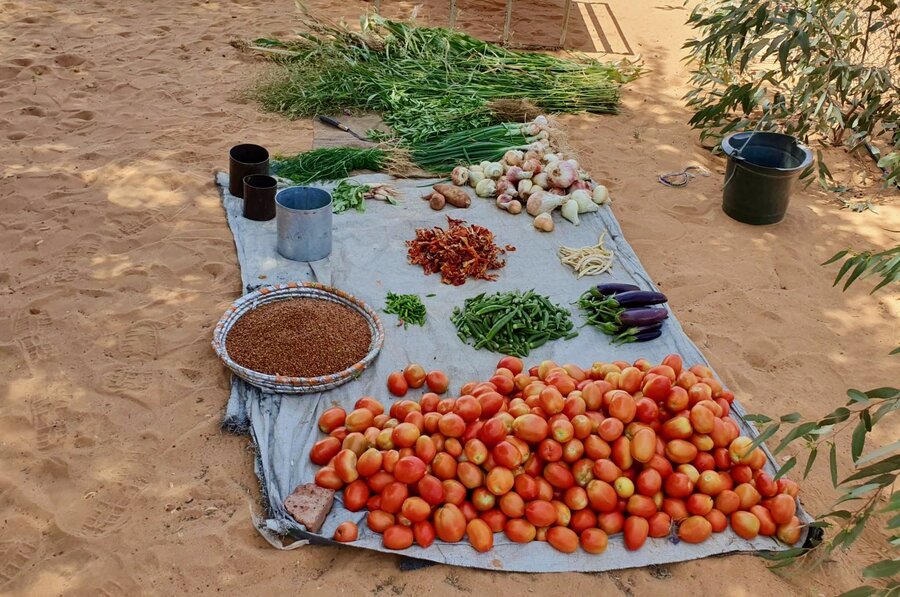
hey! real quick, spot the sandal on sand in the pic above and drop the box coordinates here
[658,165,710,187]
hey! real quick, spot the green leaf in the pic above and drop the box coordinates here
[834,255,859,287]
[824,509,852,520]
[780,412,802,423]
[887,513,900,529]
[804,447,818,478]
[851,418,868,462]
[836,587,876,597]
[847,389,870,404]
[760,546,807,560]
[819,407,851,425]
[843,454,900,483]
[822,249,849,265]
[856,439,900,465]
[883,492,900,512]
[775,422,818,454]
[748,423,780,453]
[775,456,796,480]
[891,346,900,356]
[829,442,838,487]
[863,410,872,432]
[861,559,900,578]
[744,414,773,424]
[865,386,900,400]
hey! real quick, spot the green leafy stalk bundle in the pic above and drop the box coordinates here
[250,12,637,145]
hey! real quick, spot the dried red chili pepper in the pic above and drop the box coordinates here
[406,217,512,285]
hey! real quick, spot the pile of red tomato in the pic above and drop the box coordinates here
[310,355,803,554]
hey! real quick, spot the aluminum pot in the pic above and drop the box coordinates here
[275,186,333,262]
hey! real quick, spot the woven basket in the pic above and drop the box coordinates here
[212,282,384,394]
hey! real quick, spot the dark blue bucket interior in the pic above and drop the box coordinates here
[722,132,812,172]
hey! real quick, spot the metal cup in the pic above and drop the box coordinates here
[242,175,277,221]
[275,186,333,262]
[229,144,269,198]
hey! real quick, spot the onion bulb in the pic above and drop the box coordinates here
[505,166,532,183]
[502,150,524,167]
[548,159,579,189]
[592,184,611,205]
[496,178,516,197]
[517,179,533,196]
[533,212,554,232]
[532,172,549,189]
[561,199,579,225]
[569,190,598,214]
[522,158,542,174]
[534,115,549,128]
[451,166,469,186]
[475,178,497,198]
[483,162,504,179]
[468,170,485,187]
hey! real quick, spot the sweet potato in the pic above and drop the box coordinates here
[433,184,471,208]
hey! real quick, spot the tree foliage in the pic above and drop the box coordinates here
[685,0,900,187]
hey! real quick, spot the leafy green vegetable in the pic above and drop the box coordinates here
[250,14,636,144]
[330,180,369,214]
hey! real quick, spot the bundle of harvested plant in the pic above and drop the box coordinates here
[249,13,637,144]
[272,146,413,184]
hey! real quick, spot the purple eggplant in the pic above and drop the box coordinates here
[618,307,668,327]
[608,290,667,308]
[633,329,663,342]
[595,283,640,296]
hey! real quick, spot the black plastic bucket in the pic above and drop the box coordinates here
[721,132,813,225]
[229,144,269,198]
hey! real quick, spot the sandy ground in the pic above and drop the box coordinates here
[1,0,898,594]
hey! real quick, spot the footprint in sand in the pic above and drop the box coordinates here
[10,58,34,67]
[118,322,160,361]
[20,106,47,118]
[7,131,27,141]
[71,478,149,539]
[102,367,154,401]
[54,53,86,68]
[117,210,169,236]
[0,65,21,80]
[29,396,69,452]
[13,309,55,364]
[0,515,42,590]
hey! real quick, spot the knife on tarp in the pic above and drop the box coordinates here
[317,115,368,142]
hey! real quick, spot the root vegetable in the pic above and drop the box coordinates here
[547,187,566,196]
[451,166,469,186]
[469,164,484,173]
[475,178,497,198]
[433,184,471,208]
[561,199,580,225]
[568,180,591,192]
[429,192,446,210]
[502,150,524,167]
[517,179,533,196]
[496,195,522,214]
[496,178,516,197]
[532,172,549,189]
[468,170,485,187]
[526,190,565,216]
[548,159,579,189]
[533,212,554,232]
[593,185,611,205]
[483,162,504,179]
[522,158,542,174]
[506,166,532,183]
[569,190,598,214]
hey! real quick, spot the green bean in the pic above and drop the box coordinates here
[451,290,576,357]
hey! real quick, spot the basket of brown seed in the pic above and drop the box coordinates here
[212,282,384,394]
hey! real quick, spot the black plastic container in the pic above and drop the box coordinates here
[242,175,277,221]
[721,132,813,225]
[229,144,269,198]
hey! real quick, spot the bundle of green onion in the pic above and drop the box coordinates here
[250,14,637,145]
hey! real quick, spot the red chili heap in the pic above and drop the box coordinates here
[406,217,514,286]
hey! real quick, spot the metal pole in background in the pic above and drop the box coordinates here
[559,0,572,47]
[502,0,513,45]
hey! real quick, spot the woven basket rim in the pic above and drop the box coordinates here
[212,282,384,393]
